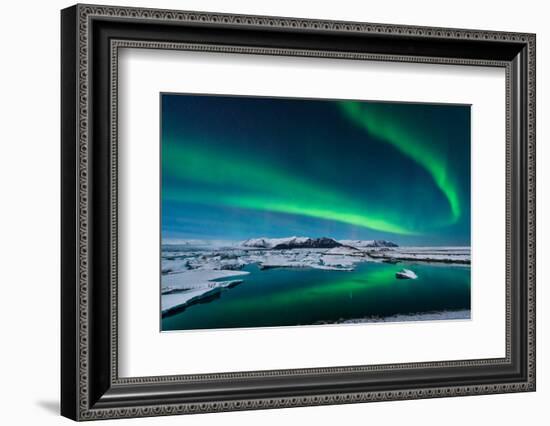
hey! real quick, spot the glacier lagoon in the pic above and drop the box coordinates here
[160,240,471,331]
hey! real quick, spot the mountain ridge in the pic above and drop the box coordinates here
[241,237,398,250]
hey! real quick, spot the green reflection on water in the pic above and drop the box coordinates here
[162,262,470,331]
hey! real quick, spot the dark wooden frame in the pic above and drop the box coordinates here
[61,3,536,421]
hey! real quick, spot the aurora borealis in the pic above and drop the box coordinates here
[161,94,471,245]
[339,102,462,222]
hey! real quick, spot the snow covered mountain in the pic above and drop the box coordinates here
[339,239,398,248]
[241,237,399,250]
[241,237,307,249]
[241,236,342,249]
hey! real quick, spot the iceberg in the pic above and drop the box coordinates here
[395,269,418,279]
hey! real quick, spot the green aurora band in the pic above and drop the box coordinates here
[163,141,419,235]
[339,101,462,223]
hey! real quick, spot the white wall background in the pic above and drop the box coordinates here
[0,0,546,424]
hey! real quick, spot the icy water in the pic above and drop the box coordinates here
[161,262,471,331]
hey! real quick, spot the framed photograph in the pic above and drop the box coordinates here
[61,4,536,421]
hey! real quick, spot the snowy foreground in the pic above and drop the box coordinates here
[161,237,470,316]
[316,309,471,325]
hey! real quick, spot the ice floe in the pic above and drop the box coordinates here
[395,269,418,279]
[161,270,249,315]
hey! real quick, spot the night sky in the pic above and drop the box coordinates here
[161,94,470,246]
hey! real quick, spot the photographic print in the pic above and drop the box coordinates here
[61,7,536,417]
[160,94,471,331]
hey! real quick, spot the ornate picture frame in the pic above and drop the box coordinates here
[61,4,535,421]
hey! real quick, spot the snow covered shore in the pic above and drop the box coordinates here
[317,309,471,324]
[368,247,470,264]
